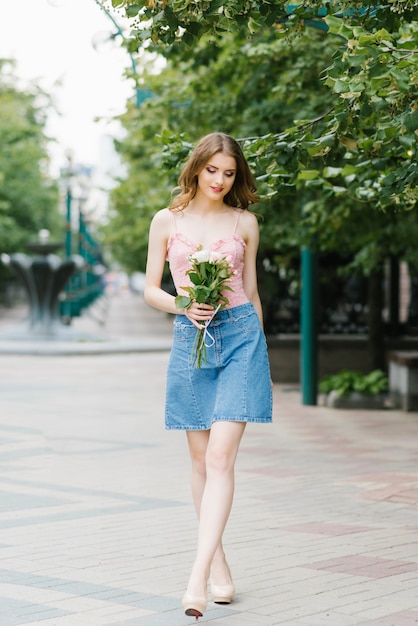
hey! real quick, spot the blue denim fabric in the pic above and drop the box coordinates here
[165,302,273,430]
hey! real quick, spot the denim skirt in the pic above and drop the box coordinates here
[165,302,273,430]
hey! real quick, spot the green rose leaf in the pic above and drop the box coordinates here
[175,295,192,310]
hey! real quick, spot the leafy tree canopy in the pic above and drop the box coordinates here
[104,1,417,278]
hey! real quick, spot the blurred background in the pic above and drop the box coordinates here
[0,1,416,399]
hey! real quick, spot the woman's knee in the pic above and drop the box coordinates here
[187,430,210,477]
[205,447,235,474]
[191,451,207,478]
[206,422,245,474]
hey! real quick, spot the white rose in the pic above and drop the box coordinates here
[209,251,223,263]
[190,249,210,263]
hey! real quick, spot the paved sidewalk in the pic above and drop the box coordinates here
[0,293,173,355]
[0,295,418,625]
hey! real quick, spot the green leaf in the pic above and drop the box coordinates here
[324,15,353,40]
[297,170,320,181]
[404,108,418,132]
[126,4,140,18]
[194,286,210,303]
[188,272,201,285]
[333,79,349,94]
[341,164,357,176]
[174,295,191,309]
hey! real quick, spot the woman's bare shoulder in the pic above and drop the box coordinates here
[150,207,175,234]
[151,207,172,225]
[238,209,259,235]
[240,208,258,224]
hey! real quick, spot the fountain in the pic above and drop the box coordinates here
[1,229,84,338]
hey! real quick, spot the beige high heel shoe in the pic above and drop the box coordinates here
[182,592,207,620]
[211,581,236,604]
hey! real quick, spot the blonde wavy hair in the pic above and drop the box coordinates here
[168,132,259,212]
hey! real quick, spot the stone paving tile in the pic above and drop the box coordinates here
[303,555,418,578]
[108,605,237,625]
[359,611,418,625]
[0,597,71,625]
[280,522,371,536]
[26,617,109,626]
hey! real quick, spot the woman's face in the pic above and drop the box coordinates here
[197,152,237,202]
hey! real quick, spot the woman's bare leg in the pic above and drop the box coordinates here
[185,421,246,599]
[186,429,233,586]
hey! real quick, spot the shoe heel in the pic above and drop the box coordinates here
[211,583,235,604]
[182,593,207,619]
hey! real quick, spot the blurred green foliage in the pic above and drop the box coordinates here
[319,369,388,396]
[0,60,61,277]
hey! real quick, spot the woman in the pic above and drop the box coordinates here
[144,132,272,620]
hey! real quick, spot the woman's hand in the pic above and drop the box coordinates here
[184,301,215,329]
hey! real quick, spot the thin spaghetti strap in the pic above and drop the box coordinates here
[233,209,243,233]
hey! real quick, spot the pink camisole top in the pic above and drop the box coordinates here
[166,210,250,309]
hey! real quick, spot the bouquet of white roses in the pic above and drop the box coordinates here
[175,247,235,368]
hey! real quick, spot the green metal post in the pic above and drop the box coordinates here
[301,246,318,405]
[65,188,72,258]
[62,186,73,319]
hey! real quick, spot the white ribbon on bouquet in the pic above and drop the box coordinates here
[201,303,221,348]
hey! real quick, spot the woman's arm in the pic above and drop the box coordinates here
[144,209,178,314]
[241,211,264,329]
